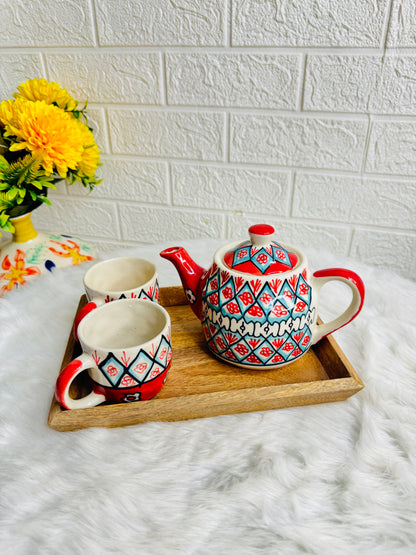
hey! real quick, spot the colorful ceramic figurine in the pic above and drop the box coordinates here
[161,224,365,369]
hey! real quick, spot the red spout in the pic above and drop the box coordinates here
[160,247,206,320]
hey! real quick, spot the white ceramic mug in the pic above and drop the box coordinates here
[74,256,160,340]
[56,299,172,410]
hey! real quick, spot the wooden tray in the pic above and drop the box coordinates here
[48,286,364,431]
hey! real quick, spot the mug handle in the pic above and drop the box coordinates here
[73,299,104,341]
[310,268,365,345]
[55,353,106,410]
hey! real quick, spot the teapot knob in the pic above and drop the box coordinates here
[248,224,275,247]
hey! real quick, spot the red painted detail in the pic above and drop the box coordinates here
[313,267,365,338]
[246,353,262,364]
[74,301,97,341]
[224,249,298,276]
[93,362,171,403]
[248,338,261,349]
[270,278,282,294]
[223,254,298,275]
[272,338,285,350]
[250,279,262,295]
[249,224,275,236]
[224,349,237,360]
[55,359,84,409]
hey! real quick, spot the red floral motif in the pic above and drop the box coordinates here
[216,337,226,350]
[259,292,273,307]
[299,283,309,295]
[259,346,273,357]
[272,304,288,317]
[234,344,249,355]
[222,286,233,299]
[276,250,286,260]
[210,279,218,290]
[239,291,254,306]
[209,324,217,336]
[106,365,119,377]
[247,305,263,317]
[248,338,261,349]
[224,349,237,360]
[302,335,310,346]
[159,347,167,360]
[120,375,136,387]
[0,249,41,294]
[132,362,148,374]
[256,253,268,265]
[295,301,307,312]
[149,367,161,378]
[291,347,302,357]
[204,327,210,341]
[226,302,240,314]
[282,342,294,352]
[246,353,261,363]
[238,249,248,259]
[210,293,219,306]
[166,351,172,364]
[283,290,296,301]
[271,354,283,363]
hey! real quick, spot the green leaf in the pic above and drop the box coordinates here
[0,155,9,172]
[0,192,13,211]
[7,189,18,200]
[0,212,14,233]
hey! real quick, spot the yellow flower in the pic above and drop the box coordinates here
[76,120,100,178]
[0,97,84,177]
[13,78,78,112]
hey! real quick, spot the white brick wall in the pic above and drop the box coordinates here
[1,0,415,277]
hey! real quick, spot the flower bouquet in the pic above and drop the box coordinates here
[0,79,101,295]
[0,78,100,235]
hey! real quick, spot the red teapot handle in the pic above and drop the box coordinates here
[311,268,365,344]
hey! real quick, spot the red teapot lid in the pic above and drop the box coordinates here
[223,224,298,275]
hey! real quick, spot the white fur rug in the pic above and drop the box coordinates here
[1,239,415,555]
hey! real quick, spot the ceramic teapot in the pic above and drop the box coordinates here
[160,224,365,369]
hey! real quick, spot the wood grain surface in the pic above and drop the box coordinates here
[48,286,364,432]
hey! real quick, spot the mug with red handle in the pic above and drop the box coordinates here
[56,298,172,409]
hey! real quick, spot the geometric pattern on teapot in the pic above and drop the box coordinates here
[201,266,315,367]
[92,334,172,387]
[227,240,294,274]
